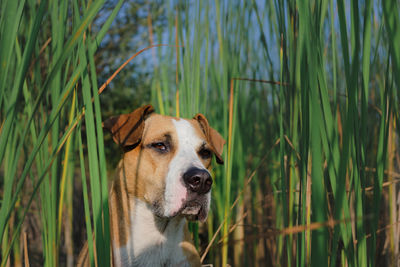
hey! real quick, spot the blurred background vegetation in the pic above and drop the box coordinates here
[0,0,399,266]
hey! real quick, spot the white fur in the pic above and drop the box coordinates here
[163,119,210,217]
[113,199,190,267]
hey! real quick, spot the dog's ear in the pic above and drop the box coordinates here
[103,104,155,150]
[193,114,225,164]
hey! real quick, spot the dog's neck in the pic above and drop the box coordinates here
[129,198,185,239]
[110,180,192,267]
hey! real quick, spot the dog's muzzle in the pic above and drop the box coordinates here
[179,167,212,221]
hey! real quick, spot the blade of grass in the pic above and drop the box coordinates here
[0,110,85,266]
[0,60,85,243]
[0,0,25,110]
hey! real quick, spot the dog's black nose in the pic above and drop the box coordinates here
[183,168,213,194]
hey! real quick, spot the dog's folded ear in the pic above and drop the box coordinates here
[193,114,225,164]
[103,104,155,150]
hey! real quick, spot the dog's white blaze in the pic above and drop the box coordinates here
[164,119,209,217]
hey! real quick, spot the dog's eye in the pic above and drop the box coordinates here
[199,148,212,159]
[151,142,169,153]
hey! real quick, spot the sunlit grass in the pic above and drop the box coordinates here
[1,0,399,266]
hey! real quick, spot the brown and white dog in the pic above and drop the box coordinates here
[78,104,225,267]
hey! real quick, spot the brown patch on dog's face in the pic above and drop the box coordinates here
[120,114,179,208]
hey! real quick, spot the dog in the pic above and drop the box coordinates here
[78,104,225,266]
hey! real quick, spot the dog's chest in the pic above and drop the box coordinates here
[113,200,190,267]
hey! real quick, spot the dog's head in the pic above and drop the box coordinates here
[104,104,225,222]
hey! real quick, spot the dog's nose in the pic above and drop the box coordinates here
[183,168,213,194]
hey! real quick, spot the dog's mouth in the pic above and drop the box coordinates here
[180,201,208,222]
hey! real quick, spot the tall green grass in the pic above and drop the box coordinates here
[0,0,123,266]
[1,0,399,266]
[151,0,399,266]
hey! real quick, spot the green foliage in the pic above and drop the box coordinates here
[0,0,123,265]
[149,0,399,266]
[0,0,399,266]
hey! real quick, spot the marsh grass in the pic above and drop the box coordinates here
[1,0,399,266]
[0,0,124,266]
